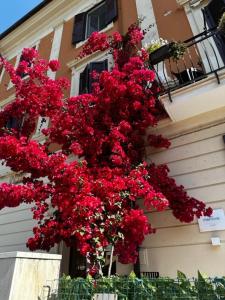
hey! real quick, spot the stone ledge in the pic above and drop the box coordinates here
[0,251,62,260]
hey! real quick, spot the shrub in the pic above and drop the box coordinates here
[56,271,225,300]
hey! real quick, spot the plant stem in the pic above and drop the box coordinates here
[108,245,114,277]
[99,261,103,277]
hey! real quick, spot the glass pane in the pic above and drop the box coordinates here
[86,3,106,37]
[87,14,100,35]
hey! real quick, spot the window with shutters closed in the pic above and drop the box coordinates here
[72,0,118,45]
[79,59,108,94]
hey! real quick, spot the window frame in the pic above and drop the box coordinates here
[79,60,108,94]
[73,0,116,49]
[75,21,114,50]
[7,40,40,90]
[85,1,106,38]
[69,52,114,97]
[0,95,21,178]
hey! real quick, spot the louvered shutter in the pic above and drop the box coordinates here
[105,0,118,26]
[72,12,87,45]
[89,60,108,92]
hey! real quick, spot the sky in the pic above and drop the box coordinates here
[0,0,43,34]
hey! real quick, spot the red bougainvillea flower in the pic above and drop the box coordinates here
[0,22,211,274]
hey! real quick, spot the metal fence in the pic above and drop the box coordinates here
[43,276,225,300]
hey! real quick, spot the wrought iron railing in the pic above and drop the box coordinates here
[150,28,225,101]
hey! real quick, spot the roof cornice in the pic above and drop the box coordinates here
[0,0,96,58]
[0,0,53,40]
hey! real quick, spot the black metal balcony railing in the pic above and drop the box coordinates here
[150,28,225,102]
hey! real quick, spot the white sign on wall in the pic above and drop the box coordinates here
[198,209,225,232]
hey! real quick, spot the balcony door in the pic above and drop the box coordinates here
[203,0,225,63]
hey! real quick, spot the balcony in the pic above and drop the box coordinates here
[150,29,225,122]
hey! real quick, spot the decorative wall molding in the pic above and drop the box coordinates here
[0,94,15,107]
[176,0,189,4]
[176,0,207,7]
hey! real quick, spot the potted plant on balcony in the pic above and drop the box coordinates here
[218,12,225,33]
[169,41,187,61]
[146,38,171,65]
[147,39,186,65]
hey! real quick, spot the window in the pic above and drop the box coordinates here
[8,43,39,90]
[16,46,36,78]
[6,116,23,131]
[79,59,108,94]
[86,2,106,36]
[72,0,118,45]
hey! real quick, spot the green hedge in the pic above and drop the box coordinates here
[56,271,225,300]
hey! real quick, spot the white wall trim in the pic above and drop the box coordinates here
[135,0,159,45]
[135,0,169,80]
[0,94,15,107]
[0,68,5,85]
[177,0,207,7]
[47,23,64,79]
[160,70,225,123]
[0,251,62,260]
[34,23,65,138]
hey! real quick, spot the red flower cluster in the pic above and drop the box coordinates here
[0,23,211,272]
[49,60,60,72]
[79,32,110,58]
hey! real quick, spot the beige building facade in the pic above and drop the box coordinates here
[0,0,225,278]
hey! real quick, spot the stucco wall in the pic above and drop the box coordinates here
[139,121,225,277]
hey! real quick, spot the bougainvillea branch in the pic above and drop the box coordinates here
[0,24,212,275]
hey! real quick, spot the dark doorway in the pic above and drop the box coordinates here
[69,248,87,278]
